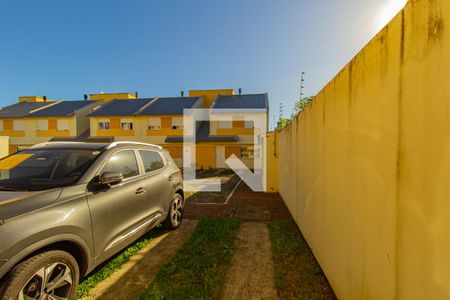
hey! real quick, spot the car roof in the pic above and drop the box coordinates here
[29,141,163,151]
[29,142,109,150]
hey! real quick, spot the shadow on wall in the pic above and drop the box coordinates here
[277,0,450,299]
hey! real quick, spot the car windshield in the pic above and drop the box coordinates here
[0,148,103,191]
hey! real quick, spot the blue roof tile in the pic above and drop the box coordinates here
[88,98,154,116]
[0,102,53,118]
[29,101,97,117]
[212,94,269,110]
[138,97,201,115]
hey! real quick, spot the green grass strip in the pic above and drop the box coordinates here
[267,221,335,299]
[139,218,240,300]
[75,227,164,299]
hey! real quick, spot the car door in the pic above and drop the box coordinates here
[138,150,173,219]
[87,149,150,263]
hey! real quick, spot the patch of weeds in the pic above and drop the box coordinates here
[267,221,336,300]
[139,218,240,300]
[75,226,165,299]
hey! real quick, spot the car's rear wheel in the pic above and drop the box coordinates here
[0,250,79,300]
[163,193,184,229]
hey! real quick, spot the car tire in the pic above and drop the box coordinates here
[162,193,184,229]
[0,250,79,300]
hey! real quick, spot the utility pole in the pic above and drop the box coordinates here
[277,102,284,129]
[279,102,284,121]
[300,72,305,101]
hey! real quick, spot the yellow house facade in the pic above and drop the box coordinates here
[0,96,99,154]
[0,90,269,169]
[87,89,269,169]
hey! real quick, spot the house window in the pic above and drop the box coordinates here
[241,146,260,159]
[57,119,69,131]
[13,120,25,131]
[172,117,183,130]
[217,121,232,129]
[37,120,48,131]
[148,118,161,130]
[120,119,133,130]
[98,119,110,130]
[244,121,254,128]
[0,120,4,131]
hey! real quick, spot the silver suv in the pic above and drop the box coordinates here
[0,141,184,300]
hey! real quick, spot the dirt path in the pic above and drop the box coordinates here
[81,220,197,300]
[222,222,279,300]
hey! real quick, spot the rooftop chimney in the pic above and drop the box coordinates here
[238,88,242,95]
[135,91,139,98]
[43,96,47,101]
[181,91,184,97]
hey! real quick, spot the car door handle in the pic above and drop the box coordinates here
[135,187,145,194]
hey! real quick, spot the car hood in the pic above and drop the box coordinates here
[0,189,63,221]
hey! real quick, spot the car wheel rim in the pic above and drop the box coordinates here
[170,195,183,227]
[19,262,73,300]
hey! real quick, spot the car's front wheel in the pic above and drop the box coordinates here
[163,193,184,229]
[0,250,79,300]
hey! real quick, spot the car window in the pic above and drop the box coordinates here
[139,150,164,173]
[0,148,103,191]
[102,150,139,179]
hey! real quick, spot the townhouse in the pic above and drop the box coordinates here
[0,96,98,153]
[0,89,269,169]
[88,96,202,166]
[87,89,268,169]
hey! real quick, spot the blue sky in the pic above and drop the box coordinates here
[0,0,406,128]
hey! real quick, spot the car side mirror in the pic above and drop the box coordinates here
[99,171,123,185]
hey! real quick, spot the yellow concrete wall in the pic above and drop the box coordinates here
[278,0,450,299]
[266,131,278,192]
